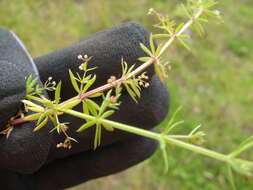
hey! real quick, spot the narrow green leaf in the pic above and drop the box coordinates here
[59,99,81,110]
[86,99,98,116]
[138,57,151,62]
[181,4,192,19]
[22,100,44,110]
[24,113,41,121]
[163,120,184,135]
[205,9,220,17]
[49,126,58,133]
[27,106,44,113]
[102,123,114,131]
[149,34,155,54]
[82,75,96,92]
[230,142,253,158]
[198,18,208,23]
[26,75,36,95]
[37,112,47,125]
[154,64,165,82]
[124,84,137,103]
[86,66,97,72]
[77,120,96,132]
[166,106,182,128]
[121,59,128,76]
[55,81,62,104]
[175,23,184,34]
[140,43,153,57]
[129,80,141,97]
[160,139,169,173]
[49,114,57,127]
[155,44,163,56]
[43,100,56,109]
[205,1,219,9]
[152,34,170,39]
[98,124,101,146]
[69,70,80,93]
[99,90,112,115]
[101,110,115,119]
[194,22,205,37]
[89,92,103,98]
[82,102,89,114]
[126,64,136,75]
[229,159,253,176]
[179,34,190,38]
[178,38,191,51]
[86,99,100,110]
[30,78,38,89]
[227,165,237,190]
[94,125,100,149]
[239,135,253,147]
[26,95,47,103]
[189,124,202,136]
[26,75,33,87]
[33,116,48,132]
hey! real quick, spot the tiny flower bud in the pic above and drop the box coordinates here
[144,83,150,88]
[83,54,88,59]
[77,55,83,60]
[79,64,84,70]
[110,75,116,81]
[110,96,117,104]
[148,8,155,15]
[107,78,112,84]
[48,77,52,81]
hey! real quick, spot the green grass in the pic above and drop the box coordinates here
[1,0,253,189]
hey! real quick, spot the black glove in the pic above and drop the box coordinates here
[0,22,169,190]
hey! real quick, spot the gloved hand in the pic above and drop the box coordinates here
[0,22,170,190]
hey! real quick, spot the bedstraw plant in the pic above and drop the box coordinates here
[2,0,253,187]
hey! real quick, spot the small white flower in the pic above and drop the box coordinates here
[144,83,150,88]
[77,55,83,60]
[139,81,144,86]
[83,54,88,59]
[79,64,83,70]
[148,8,155,15]
[48,77,52,81]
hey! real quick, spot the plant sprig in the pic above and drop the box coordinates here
[4,0,253,184]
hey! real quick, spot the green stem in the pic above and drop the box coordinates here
[61,109,253,168]
[158,7,204,57]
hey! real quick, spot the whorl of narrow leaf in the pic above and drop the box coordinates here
[77,120,96,132]
[55,81,62,104]
[33,116,48,132]
[69,70,80,93]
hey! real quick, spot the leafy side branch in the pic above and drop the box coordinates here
[62,108,253,175]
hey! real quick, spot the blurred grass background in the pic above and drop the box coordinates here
[0,0,252,189]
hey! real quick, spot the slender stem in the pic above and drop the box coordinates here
[167,135,192,139]
[10,59,154,126]
[10,6,202,127]
[9,117,25,125]
[61,109,253,168]
[158,7,204,57]
[80,59,154,99]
